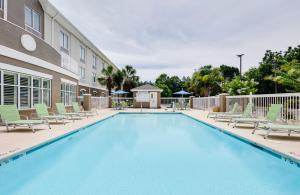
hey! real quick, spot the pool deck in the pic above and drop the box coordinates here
[1,108,300,164]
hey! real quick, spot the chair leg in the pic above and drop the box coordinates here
[47,121,51,129]
[252,122,259,134]
[288,130,291,136]
[228,118,232,126]
[30,124,35,133]
[6,124,9,132]
[264,128,271,139]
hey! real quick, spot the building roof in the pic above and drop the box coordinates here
[131,84,163,92]
[39,0,118,71]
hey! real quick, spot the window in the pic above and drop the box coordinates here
[80,46,86,62]
[92,54,97,69]
[33,77,42,105]
[42,80,51,107]
[80,67,86,79]
[60,82,77,105]
[20,75,31,108]
[60,31,69,50]
[92,73,96,83]
[3,72,18,105]
[25,6,41,32]
[0,0,4,10]
[0,70,51,109]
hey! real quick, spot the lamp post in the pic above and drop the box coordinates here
[237,54,244,76]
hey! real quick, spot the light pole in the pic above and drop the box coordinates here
[237,54,244,76]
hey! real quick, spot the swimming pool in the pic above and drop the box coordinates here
[0,113,300,194]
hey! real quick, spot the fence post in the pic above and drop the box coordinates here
[249,92,253,104]
[108,96,112,108]
[189,96,194,108]
[83,94,92,111]
[219,93,228,112]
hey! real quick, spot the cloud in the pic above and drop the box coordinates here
[50,0,300,81]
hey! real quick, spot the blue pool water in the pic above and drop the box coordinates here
[0,113,300,195]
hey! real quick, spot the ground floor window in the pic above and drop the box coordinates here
[0,70,52,109]
[60,82,77,105]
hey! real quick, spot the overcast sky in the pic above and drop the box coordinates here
[50,0,300,81]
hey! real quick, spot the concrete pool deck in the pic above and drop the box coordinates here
[1,108,300,164]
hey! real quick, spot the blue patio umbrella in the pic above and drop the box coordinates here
[112,90,129,95]
[173,89,191,97]
[112,90,129,103]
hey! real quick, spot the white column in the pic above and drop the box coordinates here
[4,0,7,20]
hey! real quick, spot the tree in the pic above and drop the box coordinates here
[121,65,139,91]
[113,70,124,90]
[189,66,224,96]
[156,83,172,97]
[219,65,240,80]
[155,74,184,96]
[265,60,300,92]
[224,77,258,95]
[98,65,115,95]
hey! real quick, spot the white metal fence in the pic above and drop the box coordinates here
[78,96,109,109]
[226,93,300,123]
[160,98,190,107]
[112,97,134,107]
[193,96,219,110]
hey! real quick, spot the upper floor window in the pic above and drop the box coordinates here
[80,46,86,62]
[92,54,97,69]
[25,6,41,33]
[60,31,69,51]
[0,0,4,10]
[80,67,86,79]
[92,73,96,83]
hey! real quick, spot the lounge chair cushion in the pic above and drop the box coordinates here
[261,124,300,130]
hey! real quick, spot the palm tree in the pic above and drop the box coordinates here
[98,65,115,95]
[113,70,124,90]
[121,65,139,91]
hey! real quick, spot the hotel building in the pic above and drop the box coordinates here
[0,0,118,114]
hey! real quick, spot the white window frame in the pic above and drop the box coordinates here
[0,70,51,109]
[92,54,97,69]
[24,6,41,33]
[60,30,69,50]
[80,67,86,80]
[80,46,86,62]
[92,73,96,83]
[0,0,4,10]
[60,82,77,106]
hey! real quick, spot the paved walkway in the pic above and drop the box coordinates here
[1,108,300,164]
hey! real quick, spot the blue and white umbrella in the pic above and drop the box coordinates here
[173,89,191,97]
[112,90,129,95]
[112,90,129,103]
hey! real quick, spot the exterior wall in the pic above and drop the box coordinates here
[132,91,161,108]
[7,0,44,39]
[0,19,60,66]
[0,56,78,117]
[0,56,77,105]
[157,92,161,108]
[43,16,114,94]
[78,85,106,97]
[0,0,117,119]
